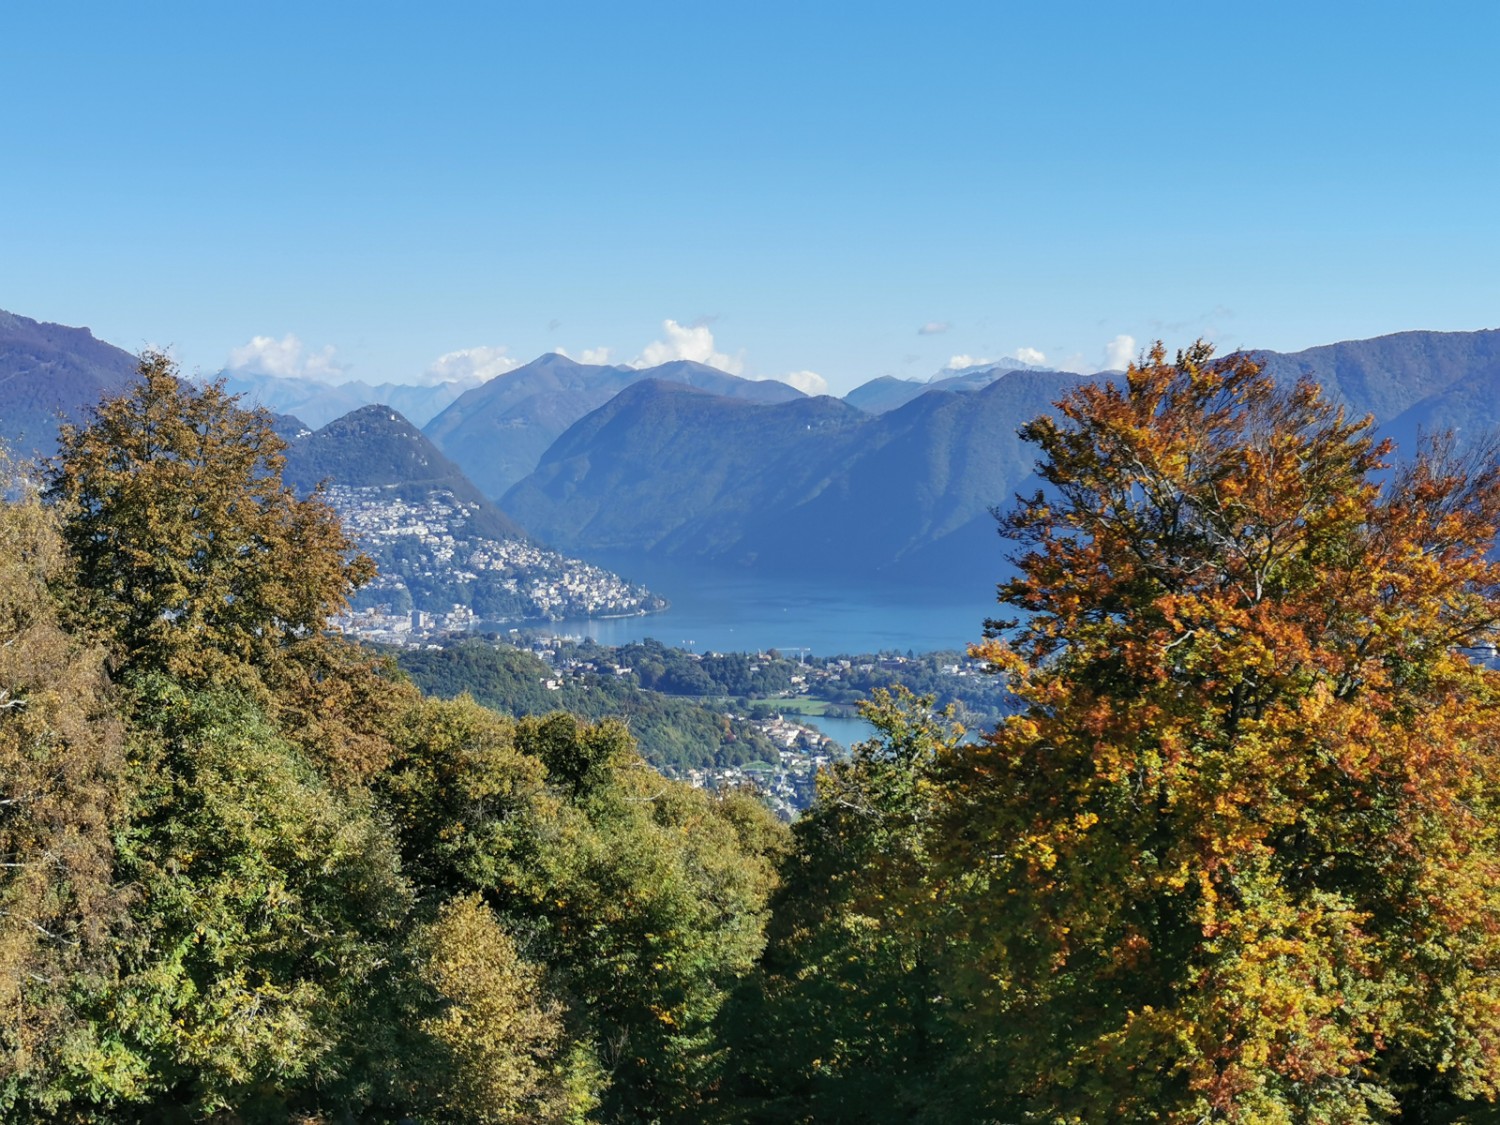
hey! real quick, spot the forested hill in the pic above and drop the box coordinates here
[503,370,1094,586]
[1250,327,1500,452]
[502,329,1500,589]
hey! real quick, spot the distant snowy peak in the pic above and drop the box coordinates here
[931,355,1049,381]
[214,369,478,428]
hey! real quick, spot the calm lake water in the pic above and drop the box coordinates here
[532,560,1000,657]
[799,713,877,750]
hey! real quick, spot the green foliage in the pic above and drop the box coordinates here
[379,690,788,1123]
[89,677,410,1119]
[416,893,586,1124]
[716,689,966,1124]
[397,640,781,770]
[0,483,127,1114]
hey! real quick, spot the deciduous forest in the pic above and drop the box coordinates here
[5,346,1500,1123]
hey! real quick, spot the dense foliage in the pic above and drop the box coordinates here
[714,342,1500,1124]
[10,343,1500,1122]
[0,357,787,1123]
[938,345,1500,1121]
[395,641,782,770]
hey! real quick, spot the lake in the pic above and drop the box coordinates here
[529,559,1001,656]
[798,712,877,750]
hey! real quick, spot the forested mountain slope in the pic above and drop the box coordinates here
[504,370,1091,585]
[504,329,1500,589]
[423,352,806,499]
[0,309,139,458]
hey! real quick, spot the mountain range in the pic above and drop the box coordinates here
[5,308,1500,599]
[421,353,807,499]
[502,370,1087,586]
[500,329,1500,588]
[219,369,477,429]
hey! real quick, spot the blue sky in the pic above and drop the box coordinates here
[4,1,1497,395]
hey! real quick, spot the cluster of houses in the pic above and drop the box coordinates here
[663,717,834,819]
[324,485,665,626]
[331,604,480,646]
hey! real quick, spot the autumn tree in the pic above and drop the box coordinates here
[415,893,591,1124]
[0,480,127,1114]
[46,350,372,684]
[939,342,1500,1121]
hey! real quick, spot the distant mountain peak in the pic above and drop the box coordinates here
[932,355,1048,381]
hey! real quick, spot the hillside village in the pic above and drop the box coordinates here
[325,483,667,625]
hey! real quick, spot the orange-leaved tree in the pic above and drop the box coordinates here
[940,342,1500,1122]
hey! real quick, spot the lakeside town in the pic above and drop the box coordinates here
[325,484,667,623]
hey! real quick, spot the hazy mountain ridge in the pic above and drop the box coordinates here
[503,330,1500,587]
[844,361,1056,415]
[7,310,1500,595]
[219,369,474,428]
[504,371,1089,584]
[1248,328,1500,452]
[0,309,140,457]
[422,353,807,499]
[504,381,867,559]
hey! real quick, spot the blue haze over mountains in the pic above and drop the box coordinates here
[3,307,1500,596]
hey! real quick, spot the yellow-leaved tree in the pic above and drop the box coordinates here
[45,350,372,686]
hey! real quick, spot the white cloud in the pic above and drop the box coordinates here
[1015,346,1047,366]
[918,321,951,336]
[633,319,744,375]
[558,346,615,366]
[1104,334,1138,371]
[945,354,993,371]
[424,345,519,386]
[773,370,828,396]
[226,333,346,383]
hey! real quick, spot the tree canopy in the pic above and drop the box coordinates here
[941,342,1500,1121]
[46,351,372,684]
[14,340,1500,1122]
[0,353,790,1123]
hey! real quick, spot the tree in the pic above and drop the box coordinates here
[941,342,1500,1121]
[0,481,127,1114]
[716,689,965,1124]
[415,893,589,1125]
[84,677,411,1122]
[46,351,372,683]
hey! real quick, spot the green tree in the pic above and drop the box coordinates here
[88,678,411,1122]
[717,689,964,1124]
[46,350,372,684]
[381,698,787,1123]
[941,343,1500,1121]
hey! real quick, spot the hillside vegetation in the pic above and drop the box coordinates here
[7,345,1500,1123]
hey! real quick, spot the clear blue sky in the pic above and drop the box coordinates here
[4,1,1497,394]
